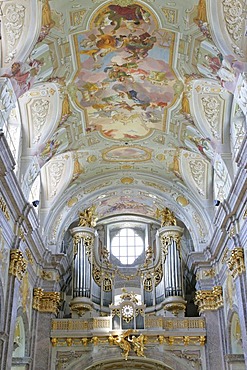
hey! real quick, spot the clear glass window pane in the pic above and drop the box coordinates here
[110,227,144,265]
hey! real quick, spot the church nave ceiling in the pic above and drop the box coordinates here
[1,0,246,252]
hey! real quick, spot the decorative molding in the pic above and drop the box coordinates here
[50,334,206,348]
[0,196,10,221]
[33,288,60,314]
[188,159,207,197]
[227,247,245,279]
[3,3,25,62]
[203,268,216,278]
[194,286,223,313]
[162,8,178,24]
[158,335,206,346]
[25,248,34,265]
[160,230,182,258]
[201,96,220,139]
[73,233,94,260]
[9,249,27,281]
[222,0,244,51]
[51,317,205,331]
[30,99,50,144]
[49,161,66,198]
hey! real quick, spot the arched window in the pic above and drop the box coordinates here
[109,222,147,266]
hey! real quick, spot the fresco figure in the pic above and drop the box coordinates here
[74,3,181,139]
[2,60,42,98]
[107,5,150,31]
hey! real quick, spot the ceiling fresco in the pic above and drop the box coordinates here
[1,0,246,252]
[72,3,182,140]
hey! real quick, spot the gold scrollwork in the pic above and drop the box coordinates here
[84,236,94,259]
[0,196,10,221]
[227,247,245,279]
[92,264,101,286]
[33,288,60,314]
[160,232,181,258]
[154,264,163,286]
[194,286,223,314]
[73,233,94,260]
[112,308,121,317]
[103,276,112,292]
[143,274,153,292]
[9,249,27,281]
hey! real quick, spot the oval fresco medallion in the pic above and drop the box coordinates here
[102,146,151,161]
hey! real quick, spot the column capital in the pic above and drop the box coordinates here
[195,286,223,314]
[9,249,27,281]
[227,247,245,279]
[33,288,60,314]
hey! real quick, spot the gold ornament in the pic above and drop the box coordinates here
[33,288,60,314]
[194,286,223,314]
[78,205,98,227]
[0,196,10,221]
[227,247,245,279]
[9,249,27,281]
[156,207,177,227]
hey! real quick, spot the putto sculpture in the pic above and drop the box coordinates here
[156,207,177,227]
[78,205,98,227]
[109,329,146,360]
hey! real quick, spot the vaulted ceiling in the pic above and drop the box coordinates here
[1,0,246,252]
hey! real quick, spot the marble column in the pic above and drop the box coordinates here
[195,285,226,369]
[0,276,20,370]
[203,309,226,370]
[159,225,186,315]
[70,227,95,317]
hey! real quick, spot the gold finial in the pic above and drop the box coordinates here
[78,205,98,227]
[156,207,177,227]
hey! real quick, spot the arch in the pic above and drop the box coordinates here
[84,357,172,370]
[229,312,244,355]
[63,348,198,370]
[12,307,30,359]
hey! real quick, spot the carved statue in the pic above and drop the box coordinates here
[120,288,138,303]
[111,330,146,360]
[156,207,177,227]
[129,334,146,357]
[113,330,132,360]
[42,0,55,27]
[78,205,97,227]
